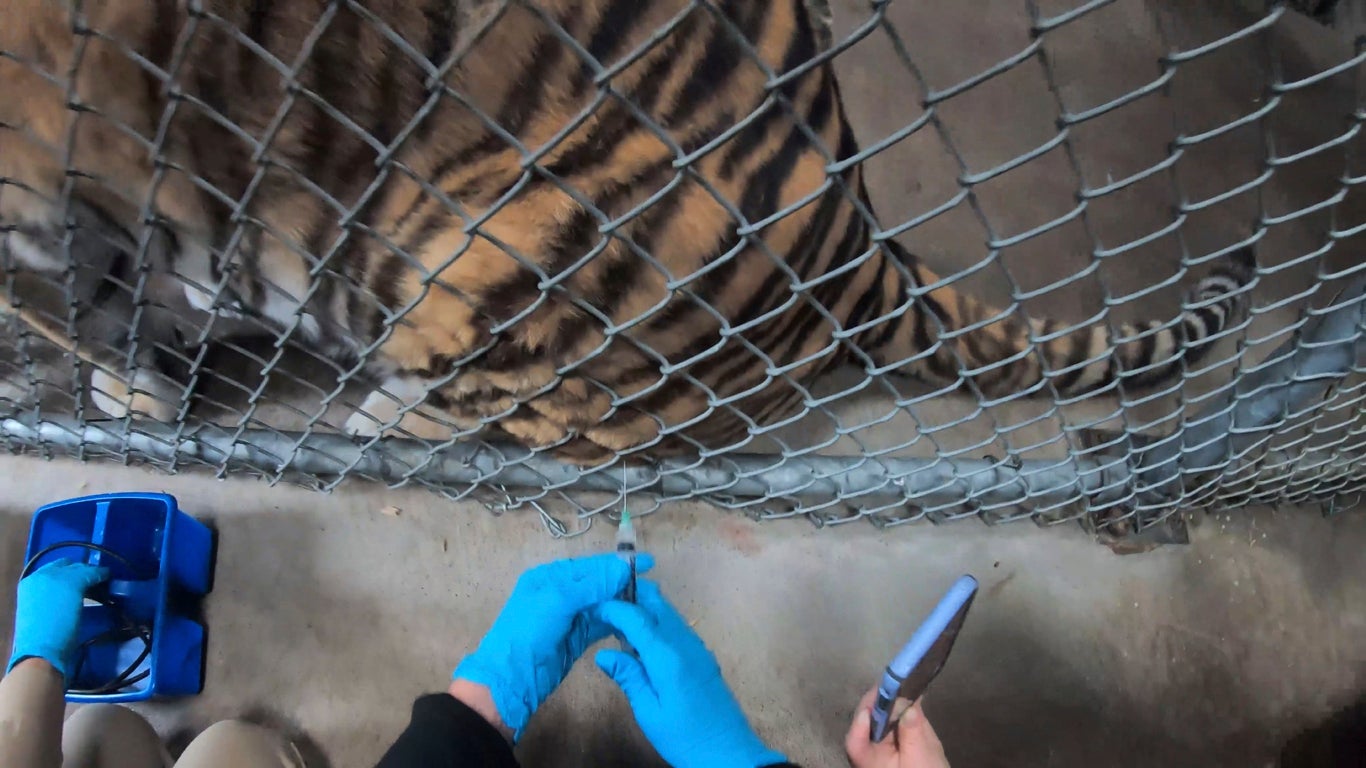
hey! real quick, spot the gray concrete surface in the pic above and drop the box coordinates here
[4,1,1366,767]
[1,458,1364,768]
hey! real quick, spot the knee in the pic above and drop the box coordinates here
[64,704,158,741]
[62,705,165,768]
[180,720,304,768]
[193,719,272,743]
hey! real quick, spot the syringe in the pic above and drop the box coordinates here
[615,508,637,655]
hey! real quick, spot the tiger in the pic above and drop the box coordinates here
[0,0,1255,465]
[1284,0,1341,24]
[0,196,262,420]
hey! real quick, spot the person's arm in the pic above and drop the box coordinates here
[373,554,653,768]
[0,559,110,768]
[0,659,67,768]
[373,681,517,768]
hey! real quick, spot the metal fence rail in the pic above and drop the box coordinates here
[2,0,1365,539]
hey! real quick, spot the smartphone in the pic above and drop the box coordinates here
[869,574,978,742]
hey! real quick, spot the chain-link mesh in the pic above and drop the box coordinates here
[2,0,1365,537]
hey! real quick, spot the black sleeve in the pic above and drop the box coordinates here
[374,693,520,768]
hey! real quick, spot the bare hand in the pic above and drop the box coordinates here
[844,688,950,768]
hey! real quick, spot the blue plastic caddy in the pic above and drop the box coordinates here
[21,492,214,703]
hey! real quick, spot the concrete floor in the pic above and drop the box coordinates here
[5,1,1366,767]
[1,458,1365,768]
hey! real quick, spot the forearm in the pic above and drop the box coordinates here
[0,659,67,768]
[447,679,514,743]
[373,682,518,768]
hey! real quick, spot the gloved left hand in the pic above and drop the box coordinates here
[8,558,109,680]
[454,552,655,740]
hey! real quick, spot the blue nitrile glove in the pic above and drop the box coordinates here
[8,559,108,680]
[454,552,655,740]
[595,579,787,768]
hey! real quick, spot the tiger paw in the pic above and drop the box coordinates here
[344,389,398,438]
[345,386,452,440]
[343,410,383,438]
[182,283,248,320]
[91,368,180,421]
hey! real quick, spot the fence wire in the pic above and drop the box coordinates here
[2,0,1365,537]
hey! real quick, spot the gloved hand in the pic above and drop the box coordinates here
[595,580,787,768]
[454,552,655,740]
[8,558,108,680]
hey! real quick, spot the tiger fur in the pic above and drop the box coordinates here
[0,0,1254,464]
[0,196,266,419]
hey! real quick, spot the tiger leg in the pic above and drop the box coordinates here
[90,364,180,422]
[89,302,184,423]
[344,376,454,440]
[2,301,179,421]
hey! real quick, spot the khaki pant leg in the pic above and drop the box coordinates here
[61,705,170,768]
[173,721,304,768]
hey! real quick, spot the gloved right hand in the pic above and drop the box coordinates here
[595,579,786,768]
[8,559,108,680]
[453,553,655,740]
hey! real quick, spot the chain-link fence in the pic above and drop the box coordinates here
[2,0,1365,540]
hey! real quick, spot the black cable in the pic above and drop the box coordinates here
[67,623,152,695]
[22,541,150,580]
[20,540,155,696]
